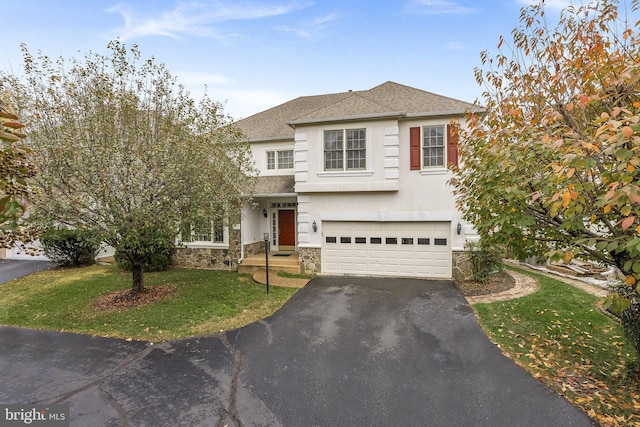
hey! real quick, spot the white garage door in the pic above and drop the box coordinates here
[322,221,451,278]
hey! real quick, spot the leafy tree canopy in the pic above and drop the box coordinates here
[452,0,640,310]
[2,40,256,291]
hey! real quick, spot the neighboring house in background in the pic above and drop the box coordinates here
[173,81,480,280]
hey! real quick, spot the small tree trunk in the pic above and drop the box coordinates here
[131,263,145,293]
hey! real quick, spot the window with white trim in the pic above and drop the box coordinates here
[324,128,366,171]
[423,125,445,167]
[278,150,294,169]
[182,219,226,244]
[267,150,293,170]
[267,152,276,170]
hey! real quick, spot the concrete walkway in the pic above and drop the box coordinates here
[466,263,608,305]
[252,269,309,288]
[466,271,539,304]
[511,262,609,298]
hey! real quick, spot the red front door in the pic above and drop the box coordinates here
[278,210,296,247]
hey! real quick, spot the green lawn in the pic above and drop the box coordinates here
[473,266,640,426]
[0,264,297,342]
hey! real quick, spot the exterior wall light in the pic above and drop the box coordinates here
[456,222,462,235]
[263,208,268,218]
[312,220,317,232]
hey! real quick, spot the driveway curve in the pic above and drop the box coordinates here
[0,259,53,284]
[0,276,594,426]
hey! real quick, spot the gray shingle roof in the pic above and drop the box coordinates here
[254,175,296,195]
[235,81,478,142]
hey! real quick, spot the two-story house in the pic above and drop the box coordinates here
[173,81,478,280]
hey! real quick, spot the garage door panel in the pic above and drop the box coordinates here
[322,221,451,279]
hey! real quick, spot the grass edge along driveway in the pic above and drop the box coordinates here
[473,266,640,427]
[0,264,297,342]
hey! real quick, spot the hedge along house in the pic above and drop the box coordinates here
[173,81,480,280]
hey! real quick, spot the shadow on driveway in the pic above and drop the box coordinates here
[0,276,595,426]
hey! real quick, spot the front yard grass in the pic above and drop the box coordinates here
[0,264,297,342]
[473,266,640,426]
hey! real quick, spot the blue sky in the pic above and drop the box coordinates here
[3,0,573,119]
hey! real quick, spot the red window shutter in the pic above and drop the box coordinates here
[410,127,421,170]
[446,124,459,168]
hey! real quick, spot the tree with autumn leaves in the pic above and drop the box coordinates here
[452,0,640,345]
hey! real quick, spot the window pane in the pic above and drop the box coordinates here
[402,238,414,245]
[213,220,224,243]
[324,130,343,150]
[386,237,398,244]
[324,130,344,170]
[192,219,211,242]
[326,236,337,243]
[267,151,275,170]
[355,237,366,244]
[418,238,430,245]
[434,238,447,246]
[423,125,445,167]
[346,128,366,170]
[370,237,382,244]
[346,129,366,149]
[340,237,352,243]
[277,150,294,169]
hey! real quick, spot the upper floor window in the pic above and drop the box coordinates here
[267,150,294,170]
[324,128,366,171]
[410,124,458,170]
[423,125,445,167]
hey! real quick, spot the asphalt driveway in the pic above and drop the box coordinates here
[0,259,53,284]
[0,276,594,426]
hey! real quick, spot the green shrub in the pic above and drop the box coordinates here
[114,236,175,272]
[467,240,503,283]
[40,228,101,267]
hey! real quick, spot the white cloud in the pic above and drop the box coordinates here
[276,26,312,38]
[173,74,292,119]
[312,13,339,26]
[107,1,310,40]
[406,0,476,15]
[276,13,339,38]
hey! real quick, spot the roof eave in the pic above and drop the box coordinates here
[287,111,407,127]
[252,192,298,198]
[404,108,484,119]
[244,136,294,143]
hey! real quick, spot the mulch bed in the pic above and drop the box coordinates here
[455,271,515,296]
[92,285,177,311]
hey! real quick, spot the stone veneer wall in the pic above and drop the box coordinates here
[299,247,321,274]
[243,241,265,257]
[451,250,474,284]
[172,229,242,271]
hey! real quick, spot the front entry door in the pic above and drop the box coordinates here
[278,210,296,250]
